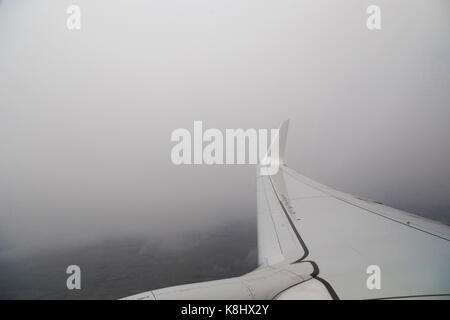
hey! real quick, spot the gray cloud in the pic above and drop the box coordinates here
[0,0,449,255]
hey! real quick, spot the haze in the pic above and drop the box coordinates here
[0,0,449,258]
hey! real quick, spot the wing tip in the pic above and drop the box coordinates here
[279,119,290,165]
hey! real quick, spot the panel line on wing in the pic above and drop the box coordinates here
[261,176,284,255]
[265,176,304,258]
[268,175,309,261]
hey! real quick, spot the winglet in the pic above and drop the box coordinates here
[278,119,289,165]
[261,119,289,174]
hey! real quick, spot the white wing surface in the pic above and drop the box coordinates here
[257,120,450,299]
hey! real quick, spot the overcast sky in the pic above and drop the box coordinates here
[0,0,449,255]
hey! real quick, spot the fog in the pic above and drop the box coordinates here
[1,0,449,258]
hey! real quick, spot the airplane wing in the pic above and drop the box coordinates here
[257,120,450,299]
[123,120,450,300]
